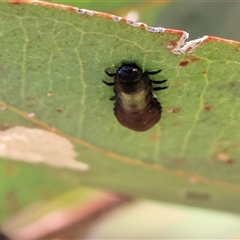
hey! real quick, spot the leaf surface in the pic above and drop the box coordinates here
[1,0,240,223]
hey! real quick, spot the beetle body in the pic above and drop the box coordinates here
[103,63,167,132]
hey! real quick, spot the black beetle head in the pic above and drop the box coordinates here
[116,63,142,83]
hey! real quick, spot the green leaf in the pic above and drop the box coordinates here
[1,0,240,224]
[158,1,240,41]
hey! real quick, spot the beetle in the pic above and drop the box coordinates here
[103,63,168,131]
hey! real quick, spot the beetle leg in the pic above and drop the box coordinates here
[153,86,168,91]
[102,80,115,86]
[151,79,167,84]
[146,69,162,75]
[105,69,116,77]
[109,96,115,101]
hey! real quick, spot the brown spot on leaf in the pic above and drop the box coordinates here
[56,109,62,113]
[178,58,199,67]
[178,61,188,67]
[203,105,212,111]
[216,153,233,164]
[149,134,159,141]
[202,71,207,75]
[213,142,236,164]
[167,108,180,113]
[168,40,177,49]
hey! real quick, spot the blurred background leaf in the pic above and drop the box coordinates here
[158,1,240,41]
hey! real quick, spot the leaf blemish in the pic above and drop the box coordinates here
[46,92,54,97]
[0,126,89,171]
[203,105,212,111]
[149,134,159,141]
[178,58,199,68]
[167,108,180,113]
[27,112,35,118]
[216,153,234,164]
[0,105,6,111]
